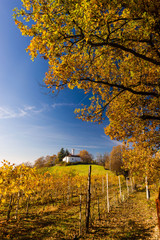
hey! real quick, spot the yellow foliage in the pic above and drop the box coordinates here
[13,0,160,173]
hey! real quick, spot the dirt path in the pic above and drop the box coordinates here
[82,190,159,239]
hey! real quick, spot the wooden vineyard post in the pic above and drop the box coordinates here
[156,188,160,232]
[145,176,150,200]
[126,178,129,197]
[26,196,30,216]
[102,176,104,194]
[15,191,20,220]
[130,177,133,192]
[106,173,110,213]
[97,197,100,220]
[67,179,70,205]
[79,194,82,236]
[86,165,91,233]
[118,176,122,202]
[133,177,136,190]
[7,194,13,222]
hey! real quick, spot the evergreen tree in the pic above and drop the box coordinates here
[65,149,70,156]
[57,148,66,162]
[57,148,70,162]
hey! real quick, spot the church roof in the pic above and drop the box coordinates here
[67,154,80,157]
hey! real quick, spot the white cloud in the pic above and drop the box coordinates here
[24,106,35,111]
[101,135,122,146]
[0,102,78,120]
[52,103,76,109]
[0,105,47,119]
[0,107,18,119]
[72,145,101,150]
[24,104,48,114]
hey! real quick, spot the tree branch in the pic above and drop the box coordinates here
[80,78,159,97]
[94,90,125,116]
[140,115,160,120]
[88,40,160,66]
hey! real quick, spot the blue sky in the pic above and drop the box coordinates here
[0,0,120,165]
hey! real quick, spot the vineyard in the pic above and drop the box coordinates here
[0,161,159,239]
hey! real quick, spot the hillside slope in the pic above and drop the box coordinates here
[39,164,113,176]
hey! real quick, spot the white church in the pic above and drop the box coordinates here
[62,149,82,163]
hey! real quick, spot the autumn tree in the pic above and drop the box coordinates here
[34,157,45,168]
[104,153,110,170]
[123,143,160,182]
[34,154,57,168]
[44,154,57,167]
[110,145,125,175]
[22,162,33,168]
[96,153,103,165]
[96,152,109,167]
[79,150,93,164]
[14,0,160,152]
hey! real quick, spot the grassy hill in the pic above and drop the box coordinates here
[38,164,114,176]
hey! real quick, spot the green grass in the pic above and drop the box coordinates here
[38,164,114,176]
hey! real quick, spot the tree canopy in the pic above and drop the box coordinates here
[14,0,160,151]
[123,143,160,182]
[79,149,93,163]
[34,154,57,168]
[110,145,124,175]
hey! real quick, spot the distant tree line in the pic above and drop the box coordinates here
[34,155,57,168]
[33,148,95,168]
[26,145,128,178]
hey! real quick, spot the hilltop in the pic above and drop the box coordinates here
[38,164,114,176]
